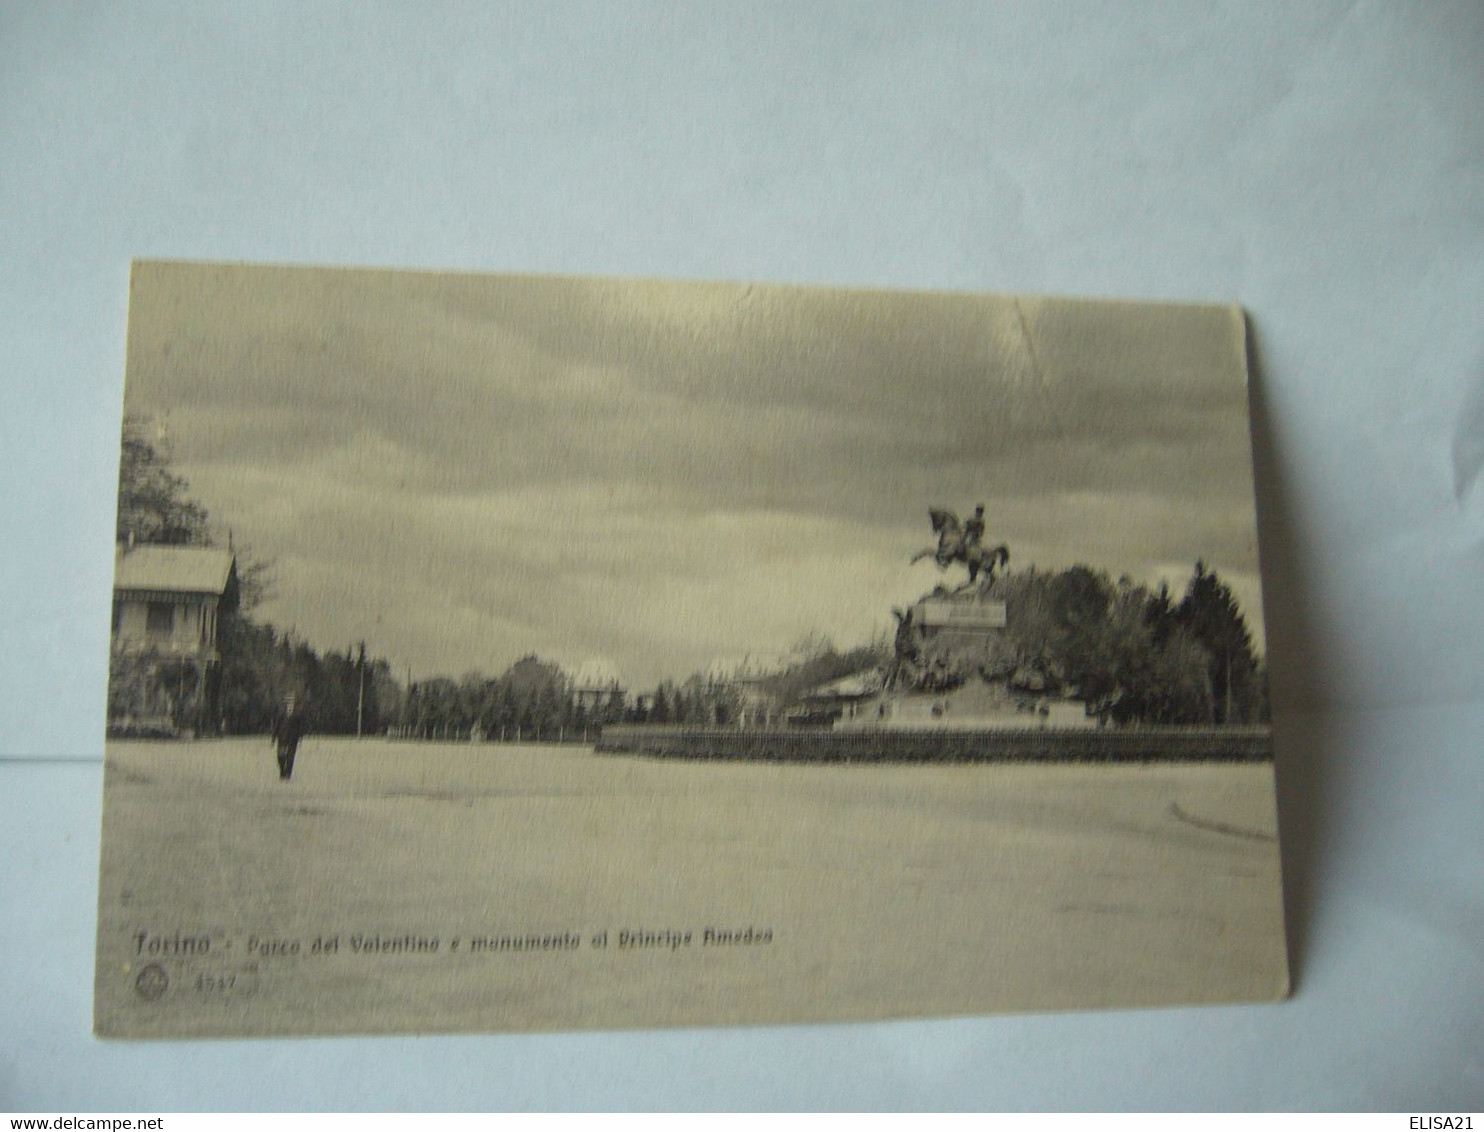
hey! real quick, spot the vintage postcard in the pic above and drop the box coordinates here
[96,263,1288,1037]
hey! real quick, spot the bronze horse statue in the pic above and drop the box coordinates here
[910,506,1009,588]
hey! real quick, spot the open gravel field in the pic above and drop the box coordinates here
[96,737,1288,1037]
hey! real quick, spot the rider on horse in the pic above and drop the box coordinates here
[911,503,1008,589]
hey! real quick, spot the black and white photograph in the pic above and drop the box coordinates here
[95,262,1287,1038]
[6,2,1481,1111]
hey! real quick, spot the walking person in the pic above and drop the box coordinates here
[271,693,310,781]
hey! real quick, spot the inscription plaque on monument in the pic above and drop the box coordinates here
[95,263,1287,1038]
[916,599,1008,629]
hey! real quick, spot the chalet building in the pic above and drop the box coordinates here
[109,543,238,736]
[789,669,885,728]
[698,656,783,729]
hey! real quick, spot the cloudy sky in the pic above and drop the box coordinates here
[123,262,1264,688]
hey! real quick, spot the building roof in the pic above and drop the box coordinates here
[804,670,885,701]
[115,544,237,595]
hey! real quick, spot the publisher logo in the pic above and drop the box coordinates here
[134,962,169,1002]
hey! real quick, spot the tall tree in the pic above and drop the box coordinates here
[1176,561,1261,724]
[116,415,211,546]
[650,683,671,724]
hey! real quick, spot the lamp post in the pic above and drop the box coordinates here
[352,641,368,739]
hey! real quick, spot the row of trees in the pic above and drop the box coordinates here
[217,621,400,736]
[402,656,587,740]
[640,677,740,726]
[400,658,764,738]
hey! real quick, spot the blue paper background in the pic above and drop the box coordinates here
[2,1,1481,1110]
